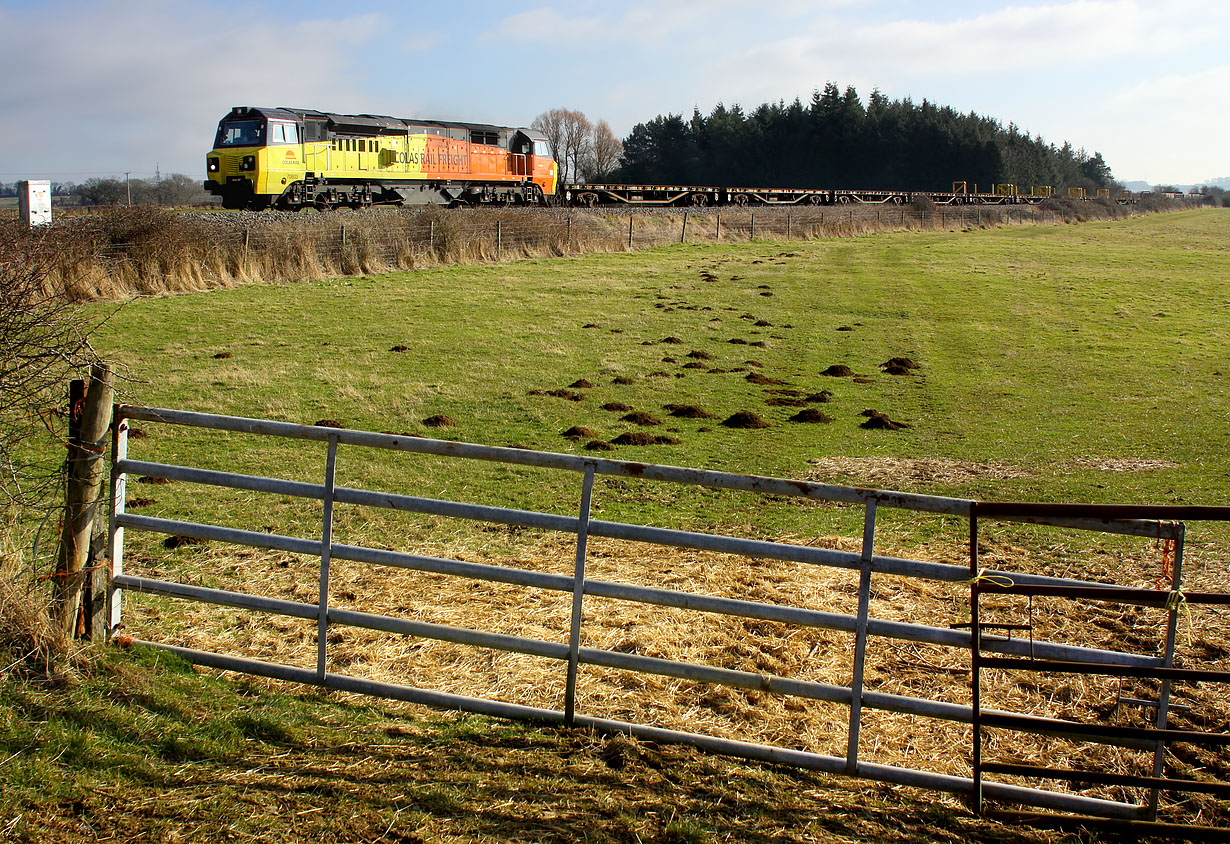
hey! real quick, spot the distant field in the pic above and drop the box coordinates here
[90,209,1230,549]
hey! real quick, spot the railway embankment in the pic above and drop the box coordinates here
[2,195,1189,302]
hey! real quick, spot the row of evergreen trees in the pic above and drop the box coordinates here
[614,83,1115,193]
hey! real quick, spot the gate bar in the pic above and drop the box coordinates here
[316,436,338,680]
[115,513,1164,669]
[846,498,877,773]
[114,571,1157,751]
[564,465,595,724]
[123,638,1145,819]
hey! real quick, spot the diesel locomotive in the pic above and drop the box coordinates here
[204,106,558,210]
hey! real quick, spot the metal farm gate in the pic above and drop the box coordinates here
[105,405,1230,831]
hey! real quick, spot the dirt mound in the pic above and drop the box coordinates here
[389,345,408,353]
[569,379,596,389]
[663,404,714,419]
[768,389,804,397]
[661,336,683,344]
[621,411,662,426]
[745,372,786,386]
[612,376,637,385]
[882,364,913,376]
[585,440,614,451]
[545,389,585,401]
[766,397,808,407]
[789,409,832,424]
[647,371,671,378]
[136,475,171,485]
[686,350,713,360]
[314,419,343,428]
[126,497,155,508]
[721,412,771,429]
[806,391,834,403]
[562,426,597,440]
[582,323,599,328]
[611,432,681,446]
[682,362,709,370]
[600,402,634,412]
[860,411,910,431]
[754,320,772,327]
[836,326,853,332]
[422,415,457,428]
[821,365,855,377]
[852,376,875,384]
[213,351,233,359]
[881,357,920,370]
[728,338,748,345]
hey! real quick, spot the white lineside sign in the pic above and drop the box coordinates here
[18,179,52,227]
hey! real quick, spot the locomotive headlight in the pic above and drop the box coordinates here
[240,155,256,171]
[207,157,219,173]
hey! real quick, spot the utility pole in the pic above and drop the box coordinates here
[124,172,131,206]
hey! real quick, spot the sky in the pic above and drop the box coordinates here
[0,0,1226,187]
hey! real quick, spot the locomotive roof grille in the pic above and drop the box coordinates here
[226,106,535,138]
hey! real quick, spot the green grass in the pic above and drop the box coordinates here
[0,644,1107,843]
[8,211,1228,842]
[87,209,1230,560]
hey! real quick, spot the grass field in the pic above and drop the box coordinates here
[6,209,1228,842]
[90,209,1230,548]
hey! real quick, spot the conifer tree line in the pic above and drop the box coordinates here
[611,82,1116,193]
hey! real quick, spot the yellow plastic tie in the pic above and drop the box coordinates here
[1164,590,1194,646]
[963,568,1016,589]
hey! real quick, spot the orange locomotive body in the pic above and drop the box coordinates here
[205,106,558,210]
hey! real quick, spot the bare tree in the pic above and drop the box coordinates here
[531,109,569,180]
[0,223,97,510]
[532,108,607,185]
[585,120,624,183]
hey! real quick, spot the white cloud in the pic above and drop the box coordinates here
[0,2,386,179]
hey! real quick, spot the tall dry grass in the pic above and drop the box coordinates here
[1,199,1177,304]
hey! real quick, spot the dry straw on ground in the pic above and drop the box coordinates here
[118,519,1230,824]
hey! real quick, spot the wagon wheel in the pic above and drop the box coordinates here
[689,192,710,207]
[579,192,599,208]
[731,194,751,207]
[806,194,823,206]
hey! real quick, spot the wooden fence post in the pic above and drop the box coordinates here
[715,212,721,241]
[680,212,688,244]
[628,215,633,248]
[750,213,755,240]
[496,220,502,260]
[54,364,114,638]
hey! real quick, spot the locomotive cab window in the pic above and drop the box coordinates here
[216,119,265,147]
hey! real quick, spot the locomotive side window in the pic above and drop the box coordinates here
[216,119,265,147]
[269,122,300,145]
